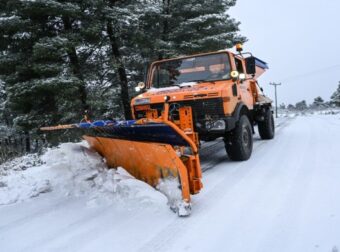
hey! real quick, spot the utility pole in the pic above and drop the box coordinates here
[269,82,282,118]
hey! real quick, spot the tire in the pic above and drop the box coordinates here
[224,115,253,161]
[258,109,275,140]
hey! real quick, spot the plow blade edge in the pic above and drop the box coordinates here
[41,118,203,216]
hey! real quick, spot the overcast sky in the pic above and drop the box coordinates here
[229,0,340,105]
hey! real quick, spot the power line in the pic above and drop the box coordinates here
[280,64,340,83]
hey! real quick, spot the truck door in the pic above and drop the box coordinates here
[235,57,254,109]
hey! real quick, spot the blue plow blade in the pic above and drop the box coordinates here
[77,120,190,147]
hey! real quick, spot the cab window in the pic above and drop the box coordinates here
[235,57,244,73]
[151,53,231,88]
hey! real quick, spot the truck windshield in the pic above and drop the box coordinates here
[151,53,231,88]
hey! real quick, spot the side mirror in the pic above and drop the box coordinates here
[245,56,256,75]
[135,82,146,92]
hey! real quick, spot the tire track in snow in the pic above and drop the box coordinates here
[253,116,317,251]
[199,116,294,172]
[0,196,75,232]
[138,117,295,252]
[20,204,139,252]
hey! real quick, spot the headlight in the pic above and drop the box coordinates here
[206,120,226,131]
[134,98,150,105]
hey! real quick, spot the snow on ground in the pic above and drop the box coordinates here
[0,142,167,208]
[1,113,340,252]
[278,108,340,118]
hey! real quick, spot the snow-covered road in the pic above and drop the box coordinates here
[1,114,340,252]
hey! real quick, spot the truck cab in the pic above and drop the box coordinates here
[131,47,274,161]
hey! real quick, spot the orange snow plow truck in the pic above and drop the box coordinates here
[41,44,274,216]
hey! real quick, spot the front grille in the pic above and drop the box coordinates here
[134,98,225,120]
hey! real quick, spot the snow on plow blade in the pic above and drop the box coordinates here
[41,109,203,216]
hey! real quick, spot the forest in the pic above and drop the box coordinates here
[1,0,340,162]
[0,0,245,134]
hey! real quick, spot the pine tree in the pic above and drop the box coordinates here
[0,79,8,125]
[330,81,340,107]
[312,96,324,108]
[287,104,295,110]
[295,100,307,111]
[156,0,246,58]
[0,0,246,133]
[0,0,89,131]
[72,0,162,120]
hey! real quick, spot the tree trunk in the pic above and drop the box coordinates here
[158,0,171,60]
[106,21,132,120]
[62,16,88,110]
[25,131,30,153]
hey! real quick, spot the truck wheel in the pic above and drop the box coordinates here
[258,109,275,139]
[224,115,253,161]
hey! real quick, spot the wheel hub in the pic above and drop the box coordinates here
[242,126,250,147]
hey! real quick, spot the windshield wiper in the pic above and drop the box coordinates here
[191,79,218,84]
[196,77,231,83]
[191,79,206,83]
[171,79,218,88]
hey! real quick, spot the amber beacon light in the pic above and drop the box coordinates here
[236,43,243,52]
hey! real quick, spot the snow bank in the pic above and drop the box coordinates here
[316,109,340,115]
[278,109,340,118]
[0,142,167,209]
